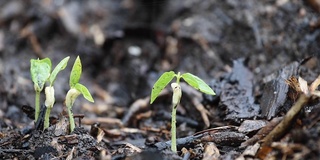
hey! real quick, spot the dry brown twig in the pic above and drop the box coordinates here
[180,83,211,128]
[258,75,320,158]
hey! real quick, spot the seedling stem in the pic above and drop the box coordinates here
[35,91,40,121]
[150,71,215,152]
[66,56,94,132]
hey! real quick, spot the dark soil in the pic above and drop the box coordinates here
[0,0,320,159]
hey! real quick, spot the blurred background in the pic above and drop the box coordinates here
[0,0,319,128]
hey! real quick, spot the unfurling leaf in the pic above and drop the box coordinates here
[74,83,94,102]
[181,73,215,95]
[49,56,70,86]
[44,86,55,108]
[65,88,81,109]
[70,56,82,88]
[150,71,175,104]
[30,58,52,92]
[171,82,182,106]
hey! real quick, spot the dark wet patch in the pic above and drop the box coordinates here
[219,59,260,122]
[260,62,299,119]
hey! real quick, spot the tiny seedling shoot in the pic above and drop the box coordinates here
[30,56,93,131]
[65,56,94,132]
[30,58,52,122]
[150,71,215,152]
[43,56,70,129]
[31,56,70,130]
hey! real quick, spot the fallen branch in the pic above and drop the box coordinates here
[258,94,309,157]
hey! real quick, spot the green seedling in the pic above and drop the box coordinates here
[30,58,52,121]
[150,71,215,152]
[43,56,70,129]
[65,56,94,132]
[30,57,70,129]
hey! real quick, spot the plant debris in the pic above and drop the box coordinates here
[0,0,320,159]
[260,62,299,120]
[219,58,260,122]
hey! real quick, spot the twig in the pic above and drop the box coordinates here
[82,117,123,127]
[0,149,33,153]
[154,134,204,150]
[122,97,150,126]
[260,94,309,147]
[180,83,211,128]
[192,97,210,128]
[122,89,170,126]
[156,110,199,128]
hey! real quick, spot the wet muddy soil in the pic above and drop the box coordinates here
[0,0,320,159]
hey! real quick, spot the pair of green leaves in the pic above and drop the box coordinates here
[150,71,215,104]
[31,57,70,90]
[69,56,94,103]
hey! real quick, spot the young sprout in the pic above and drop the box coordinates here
[150,71,215,152]
[30,58,52,121]
[65,56,94,132]
[43,56,70,130]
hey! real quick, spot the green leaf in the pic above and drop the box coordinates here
[150,71,176,104]
[74,83,94,102]
[49,56,70,86]
[30,58,52,92]
[70,56,82,88]
[181,73,215,95]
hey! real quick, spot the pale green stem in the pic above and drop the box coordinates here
[35,91,40,121]
[67,105,75,132]
[43,86,55,130]
[65,88,80,133]
[44,107,51,130]
[176,72,181,83]
[171,104,177,152]
[170,82,181,152]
